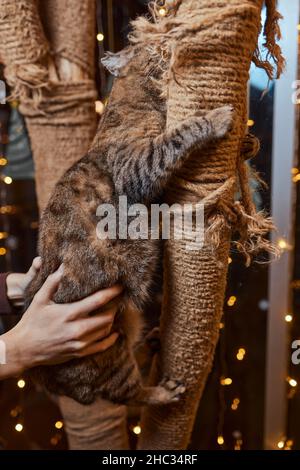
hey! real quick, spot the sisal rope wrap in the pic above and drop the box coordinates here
[0,0,98,211]
[19,80,97,210]
[136,0,284,449]
[39,0,96,79]
[0,0,50,103]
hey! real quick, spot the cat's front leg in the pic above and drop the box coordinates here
[110,105,233,204]
[162,105,234,160]
[149,105,233,183]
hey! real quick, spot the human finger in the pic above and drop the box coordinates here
[65,284,123,319]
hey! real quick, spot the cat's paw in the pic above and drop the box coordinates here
[132,380,186,405]
[207,105,234,139]
[159,377,186,403]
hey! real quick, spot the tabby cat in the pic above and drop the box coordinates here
[26,45,233,405]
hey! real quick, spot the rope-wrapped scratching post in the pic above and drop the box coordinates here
[136,0,284,449]
[0,0,97,211]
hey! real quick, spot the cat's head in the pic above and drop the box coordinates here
[101,47,136,77]
[101,46,158,80]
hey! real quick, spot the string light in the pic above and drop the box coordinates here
[291,167,299,175]
[219,322,225,329]
[233,431,243,450]
[15,423,23,432]
[17,379,25,389]
[0,247,7,255]
[231,398,240,411]
[95,100,105,115]
[55,421,63,430]
[217,435,224,445]
[277,238,287,249]
[258,299,269,311]
[227,295,237,307]
[3,176,12,185]
[287,377,297,388]
[0,205,17,214]
[0,157,7,166]
[236,348,246,361]
[50,433,62,446]
[291,279,300,289]
[50,436,59,446]
[277,440,285,449]
[293,173,300,183]
[228,256,232,264]
[285,314,293,322]
[285,439,294,450]
[10,406,22,418]
[234,439,242,450]
[158,7,167,16]
[96,32,104,42]
[247,119,255,127]
[132,425,141,435]
[220,377,233,386]
[277,237,292,251]
[0,231,8,239]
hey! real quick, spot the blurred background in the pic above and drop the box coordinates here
[0,0,299,450]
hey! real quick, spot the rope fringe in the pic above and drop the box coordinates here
[5,62,51,107]
[206,199,279,266]
[205,152,279,265]
[253,0,285,79]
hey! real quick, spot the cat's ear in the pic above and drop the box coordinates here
[101,48,135,77]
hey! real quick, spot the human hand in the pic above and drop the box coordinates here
[6,257,42,306]
[1,266,122,378]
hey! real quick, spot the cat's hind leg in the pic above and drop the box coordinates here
[129,379,186,406]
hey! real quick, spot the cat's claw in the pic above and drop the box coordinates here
[159,377,186,402]
[207,105,234,139]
